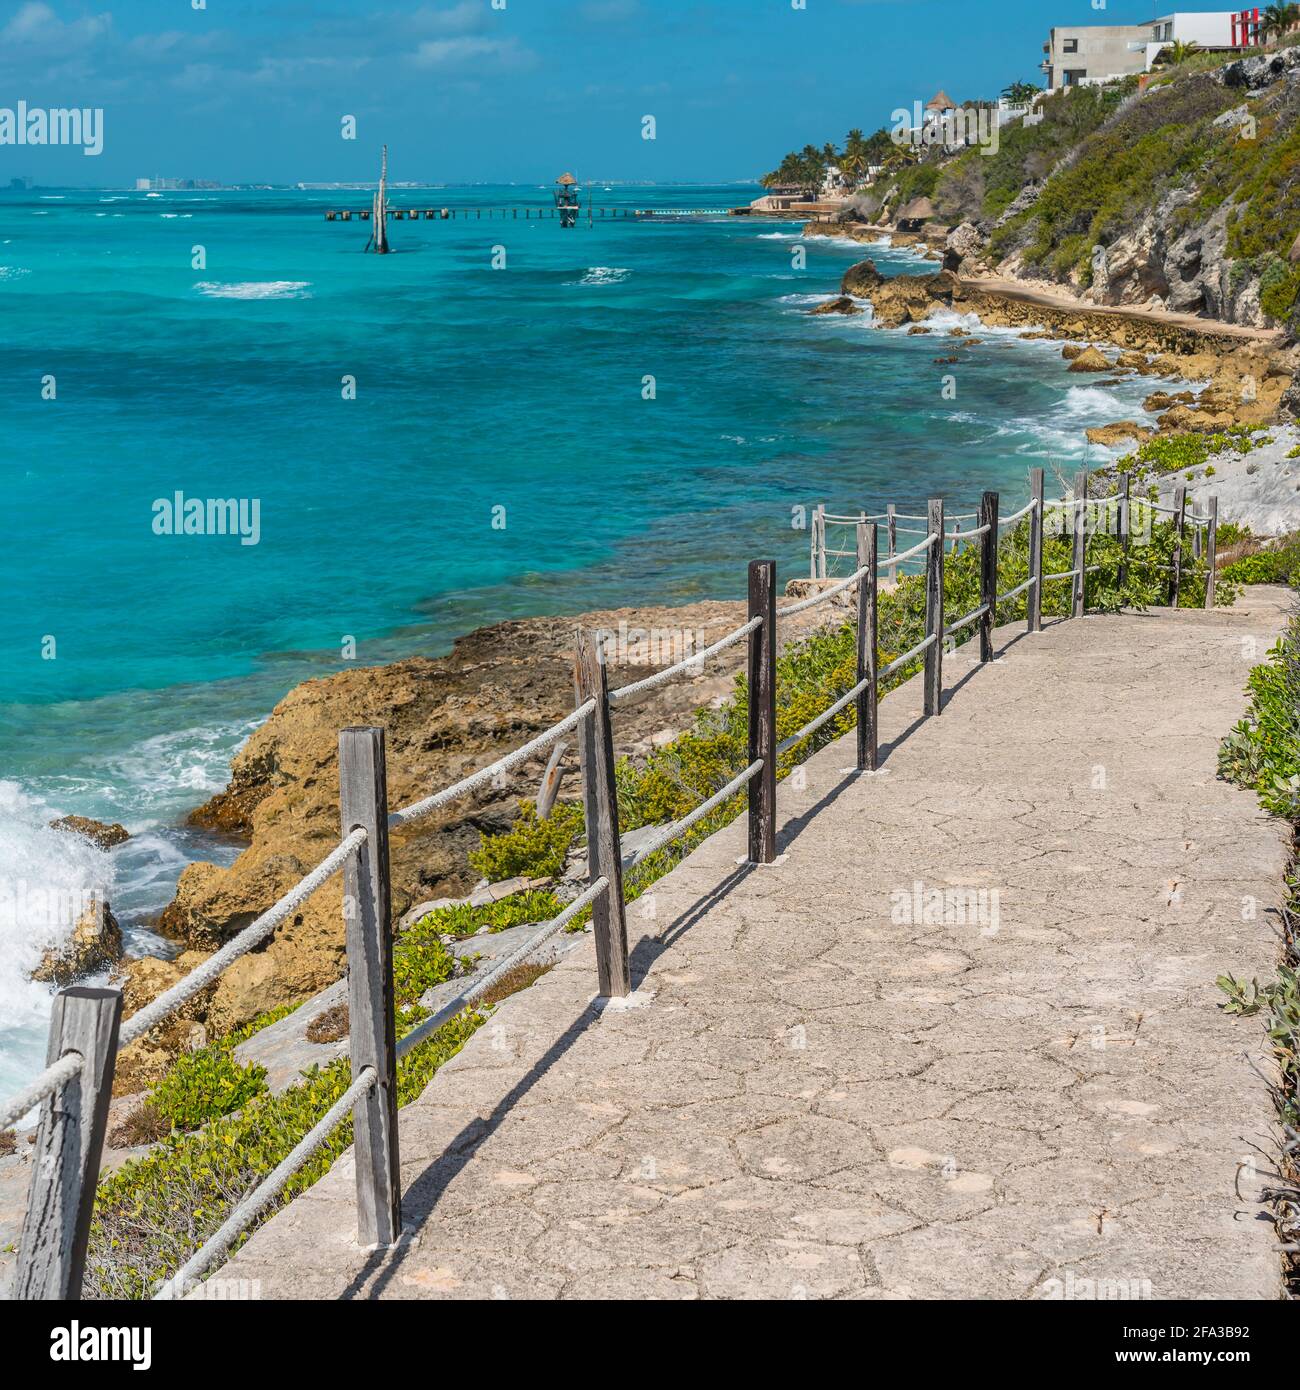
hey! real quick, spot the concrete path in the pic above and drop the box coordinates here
[216,589,1292,1300]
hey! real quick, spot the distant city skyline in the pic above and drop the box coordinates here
[0,0,1154,185]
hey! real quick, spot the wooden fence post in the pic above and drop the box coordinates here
[816,505,827,580]
[747,560,778,864]
[1028,468,1044,634]
[924,498,945,717]
[339,727,401,1249]
[1072,469,1088,619]
[887,503,898,585]
[809,507,819,580]
[574,631,631,997]
[16,987,122,1299]
[856,521,879,771]
[1117,471,1131,590]
[1170,484,1187,608]
[979,490,999,664]
[1205,495,1219,610]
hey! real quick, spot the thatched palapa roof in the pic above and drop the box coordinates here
[556,172,577,185]
[925,90,957,111]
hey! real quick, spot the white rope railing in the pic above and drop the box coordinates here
[395,875,612,1059]
[997,575,1037,603]
[118,828,369,1049]
[0,1050,83,1132]
[777,564,869,618]
[389,701,596,829]
[947,522,991,541]
[1042,568,1078,583]
[999,498,1037,527]
[777,680,870,755]
[880,632,937,680]
[608,617,760,705]
[944,602,989,638]
[878,533,937,570]
[630,761,765,866]
[154,1064,378,1300]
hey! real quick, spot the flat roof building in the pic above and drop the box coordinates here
[1041,11,1248,90]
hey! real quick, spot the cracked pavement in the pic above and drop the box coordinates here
[214,588,1293,1300]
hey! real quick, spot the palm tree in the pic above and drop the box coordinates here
[1261,3,1300,42]
[1001,80,1042,105]
[1152,38,1201,66]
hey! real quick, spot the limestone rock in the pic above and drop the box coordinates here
[1068,347,1111,372]
[49,816,129,850]
[31,899,123,985]
[809,296,864,316]
[839,260,885,297]
[1085,421,1154,447]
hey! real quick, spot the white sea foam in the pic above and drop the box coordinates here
[758,231,799,241]
[0,266,31,282]
[194,280,312,300]
[0,781,115,1104]
[570,266,630,286]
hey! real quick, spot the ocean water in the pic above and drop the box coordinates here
[0,183,1178,1096]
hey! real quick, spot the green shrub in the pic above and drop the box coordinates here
[408,890,563,940]
[150,1046,268,1132]
[1223,534,1300,586]
[86,1009,482,1300]
[468,800,584,881]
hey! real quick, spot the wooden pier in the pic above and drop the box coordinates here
[323,206,742,222]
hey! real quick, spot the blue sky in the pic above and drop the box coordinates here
[0,0,1162,185]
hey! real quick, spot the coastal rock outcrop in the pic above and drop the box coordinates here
[32,899,123,986]
[141,598,845,1053]
[840,259,885,297]
[1086,421,1154,447]
[1068,347,1111,373]
[49,816,130,850]
[809,296,863,316]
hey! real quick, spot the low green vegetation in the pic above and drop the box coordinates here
[467,799,583,881]
[86,1008,482,1300]
[1223,536,1300,586]
[1217,599,1300,1264]
[1116,428,1269,484]
[149,1046,268,1133]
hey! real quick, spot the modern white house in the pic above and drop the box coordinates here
[1040,11,1252,90]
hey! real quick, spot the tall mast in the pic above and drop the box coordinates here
[373,144,390,254]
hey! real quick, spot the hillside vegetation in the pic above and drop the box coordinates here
[824,49,1300,341]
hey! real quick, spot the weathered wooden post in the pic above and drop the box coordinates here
[887,503,898,585]
[1170,484,1187,608]
[951,518,962,556]
[979,490,999,663]
[339,727,401,1248]
[16,987,122,1299]
[747,560,778,864]
[1071,470,1088,619]
[856,521,879,771]
[1117,471,1131,590]
[1028,467,1044,634]
[1205,495,1219,610]
[816,505,827,580]
[924,498,945,717]
[574,631,631,997]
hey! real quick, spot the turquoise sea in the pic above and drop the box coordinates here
[0,182,1178,1093]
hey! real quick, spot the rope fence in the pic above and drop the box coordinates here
[1,464,1219,1302]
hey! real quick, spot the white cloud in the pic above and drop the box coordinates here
[411,35,535,71]
[0,1,110,47]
